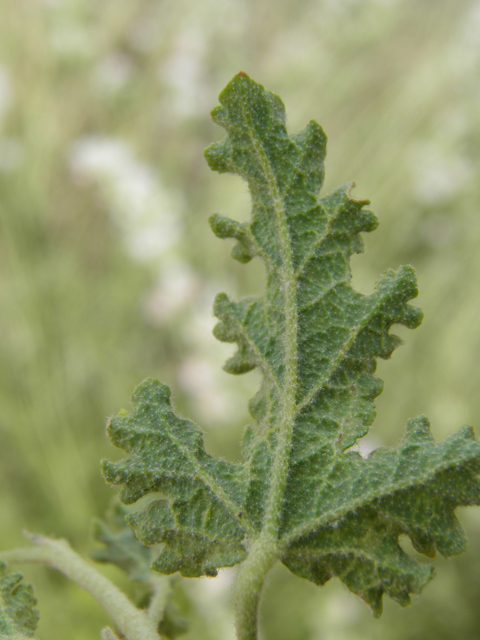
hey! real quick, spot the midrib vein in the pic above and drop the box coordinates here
[241,106,298,540]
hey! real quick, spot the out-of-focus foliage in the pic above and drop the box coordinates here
[92,501,154,584]
[0,562,38,638]
[92,501,189,638]
[1,0,479,638]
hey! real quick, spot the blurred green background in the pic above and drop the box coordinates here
[1,0,480,638]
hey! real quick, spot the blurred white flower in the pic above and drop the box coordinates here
[69,135,182,263]
[460,0,480,66]
[160,28,208,117]
[187,569,236,640]
[93,53,135,95]
[175,290,258,427]
[411,143,473,205]
[143,263,201,324]
[70,136,130,177]
[178,356,232,420]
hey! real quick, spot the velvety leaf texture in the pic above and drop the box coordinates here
[0,562,38,638]
[103,73,480,615]
[102,380,247,578]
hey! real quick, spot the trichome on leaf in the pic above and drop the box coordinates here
[102,73,480,635]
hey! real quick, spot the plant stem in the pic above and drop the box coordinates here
[147,576,172,628]
[0,534,160,640]
[236,100,299,640]
[234,536,277,640]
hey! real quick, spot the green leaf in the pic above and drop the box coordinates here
[281,417,480,614]
[0,562,38,639]
[103,73,480,615]
[91,501,154,583]
[102,380,247,578]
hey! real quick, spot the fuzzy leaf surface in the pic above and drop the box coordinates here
[102,380,247,578]
[0,562,38,638]
[104,73,480,614]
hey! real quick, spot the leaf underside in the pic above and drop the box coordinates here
[91,501,154,583]
[103,73,480,616]
[0,561,38,638]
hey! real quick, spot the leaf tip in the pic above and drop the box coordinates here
[131,377,171,407]
[364,588,383,617]
[404,415,434,444]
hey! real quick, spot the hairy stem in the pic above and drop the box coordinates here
[147,576,172,628]
[237,95,299,640]
[234,536,277,640]
[242,103,298,540]
[0,534,160,640]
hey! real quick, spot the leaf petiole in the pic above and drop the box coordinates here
[234,535,278,640]
[0,533,160,640]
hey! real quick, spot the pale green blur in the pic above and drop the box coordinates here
[1,0,480,638]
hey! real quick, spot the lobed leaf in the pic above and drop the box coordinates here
[102,379,247,578]
[281,417,480,614]
[0,562,38,639]
[103,73,480,615]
